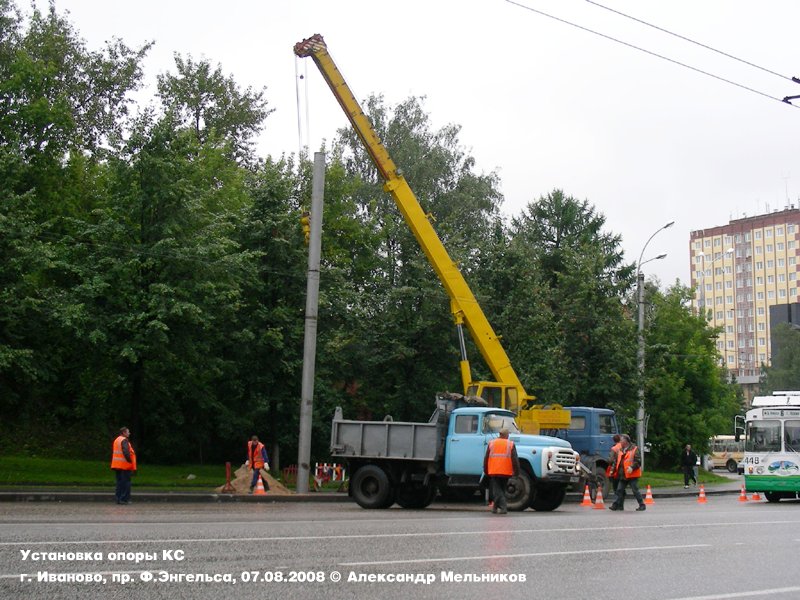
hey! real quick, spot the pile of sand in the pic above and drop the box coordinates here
[215,463,292,495]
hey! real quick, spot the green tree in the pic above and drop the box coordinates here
[501,190,637,410]
[156,54,272,165]
[644,284,741,467]
[329,95,504,421]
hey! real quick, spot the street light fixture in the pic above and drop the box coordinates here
[636,221,674,470]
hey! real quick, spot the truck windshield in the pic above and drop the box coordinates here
[482,414,520,434]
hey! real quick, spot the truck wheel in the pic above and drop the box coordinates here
[396,484,436,509]
[351,465,393,509]
[505,471,532,511]
[765,492,781,503]
[530,485,567,511]
[726,459,738,473]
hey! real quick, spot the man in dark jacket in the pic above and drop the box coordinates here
[680,444,698,488]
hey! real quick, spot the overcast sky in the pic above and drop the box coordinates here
[38,0,800,286]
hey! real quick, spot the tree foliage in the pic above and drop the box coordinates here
[760,323,800,392]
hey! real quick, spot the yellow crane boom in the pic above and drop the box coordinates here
[294,34,569,433]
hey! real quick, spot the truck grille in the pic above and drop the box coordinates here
[553,450,577,471]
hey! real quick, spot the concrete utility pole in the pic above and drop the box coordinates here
[296,152,325,493]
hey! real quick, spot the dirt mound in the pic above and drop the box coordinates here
[215,463,292,495]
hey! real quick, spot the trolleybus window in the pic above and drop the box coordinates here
[746,421,782,452]
[785,420,800,452]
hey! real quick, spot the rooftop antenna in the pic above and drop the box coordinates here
[783,173,791,207]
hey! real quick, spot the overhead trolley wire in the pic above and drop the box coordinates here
[501,0,800,110]
[584,0,797,83]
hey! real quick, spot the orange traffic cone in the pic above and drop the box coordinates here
[593,487,606,509]
[644,485,655,505]
[738,484,749,502]
[580,485,593,507]
[751,491,761,502]
[253,475,267,496]
[697,484,707,504]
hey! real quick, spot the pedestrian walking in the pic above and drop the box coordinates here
[483,428,520,514]
[680,444,698,488]
[110,427,136,505]
[609,434,646,511]
[247,436,270,493]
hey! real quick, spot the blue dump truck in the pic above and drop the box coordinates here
[331,393,580,511]
[559,406,620,497]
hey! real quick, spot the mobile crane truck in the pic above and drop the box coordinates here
[294,34,618,507]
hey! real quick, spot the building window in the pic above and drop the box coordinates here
[760,353,766,361]
[780,289,787,298]
[792,288,797,296]
[767,244,774,252]
[738,339,745,348]
[758,322,765,331]
[726,266,733,274]
[759,338,766,346]
[779,274,786,282]
[695,255,703,264]
[716,282,723,290]
[757,276,764,284]
[745,233,751,242]
[695,241,702,250]
[737,294,744,302]
[768,290,775,299]
[717,341,724,350]
[716,311,724,320]
[717,297,724,305]
[768,275,774,283]
[726,295,733,304]
[737,309,744,318]
[790,257,796,266]
[778,226,784,236]
[757,292,764,300]
[758,307,765,315]
[715,267,723,276]
[728,340,735,349]
[747,292,753,301]
[756,246,763,255]
[714,238,721,247]
[789,225,796,234]
[728,355,735,364]
[755,231,762,240]
[779,258,785,267]
[766,229,773,238]
[791,273,797,281]
[727,310,734,319]
[705,239,711,247]
[737,324,743,333]
[789,241,796,250]
[777,243,785,251]
[748,339,754,347]
[727,325,734,333]
[756,261,763,270]
[767,260,774,268]
[736,234,743,243]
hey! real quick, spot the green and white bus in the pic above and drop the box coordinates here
[739,391,800,503]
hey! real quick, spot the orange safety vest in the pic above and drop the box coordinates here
[110,436,137,470]
[487,438,515,477]
[606,442,622,478]
[249,441,265,470]
[615,445,642,479]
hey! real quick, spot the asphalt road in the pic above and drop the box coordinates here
[1,495,798,600]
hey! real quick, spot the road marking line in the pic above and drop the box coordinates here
[340,544,710,566]
[665,587,800,600]
[1,519,798,546]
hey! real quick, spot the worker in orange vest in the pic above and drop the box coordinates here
[483,428,520,515]
[609,434,645,511]
[604,434,622,499]
[110,427,136,505]
[247,435,270,493]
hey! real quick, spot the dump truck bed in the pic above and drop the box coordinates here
[330,407,443,461]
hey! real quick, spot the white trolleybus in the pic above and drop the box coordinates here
[737,391,800,503]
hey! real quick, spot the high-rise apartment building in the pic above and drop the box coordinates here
[690,208,800,378]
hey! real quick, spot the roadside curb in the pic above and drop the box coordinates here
[0,491,351,503]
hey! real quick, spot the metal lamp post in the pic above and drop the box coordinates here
[636,221,674,470]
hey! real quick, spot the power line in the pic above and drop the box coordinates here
[502,0,799,110]
[584,0,797,83]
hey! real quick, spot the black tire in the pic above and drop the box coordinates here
[505,471,532,512]
[351,465,393,509]
[726,459,738,473]
[530,484,567,511]
[396,484,436,509]
[765,491,781,503]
